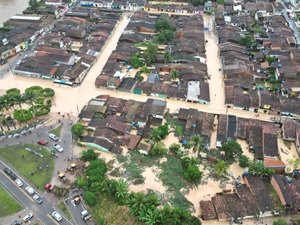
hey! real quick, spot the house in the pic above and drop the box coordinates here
[271,175,300,213]
[186,81,200,102]
[138,99,166,126]
[243,174,275,216]
[282,120,300,141]
[79,136,122,154]
[263,133,279,158]
[200,200,217,220]
[264,158,286,173]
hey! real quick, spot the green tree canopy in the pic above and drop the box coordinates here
[150,142,168,156]
[240,35,255,48]
[249,160,275,177]
[155,19,175,32]
[81,149,99,161]
[214,160,229,178]
[130,55,144,68]
[84,191,97,206]
[239,155,250,168]
[71,123,84,136]
[42,88,55,97]
[221,140,243,162]
[143,42,158,65]
[13,109,33,122]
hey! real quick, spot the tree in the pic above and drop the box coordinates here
[149,123,169,143]
[84,191,97,206]
[164,51,172,63]
[273,219,289,225]
[150,142,168,156]
[214,160,229,178]
[249,160,275,177]
[170,69,180,80]
[239,155,250,168]
[42,88,55,98]
[189,135,205,158]
[86,159,107,182]
[139,207,160,225]
[130,55,144,68]
[115,179,129,204]
[221,140,242,162]
[71,123,84,137]
[29,0,38,9]
[144,42,158,65]
[240,35,255,48]
[155,19,175,32]
[157,30,174,44]
[81,149,98,161]
[13,109,33,123]
[140,65,151,74]
[169,143,181,155]
[189,0,204,6]
[182,158,202,184]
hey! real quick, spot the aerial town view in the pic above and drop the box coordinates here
[0,0,300,224]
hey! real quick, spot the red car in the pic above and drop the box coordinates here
[37,140,48,146]
[44,183,55,192]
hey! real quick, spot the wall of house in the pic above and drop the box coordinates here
[270,177,287,207]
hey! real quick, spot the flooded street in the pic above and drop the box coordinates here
[0,0,28,25]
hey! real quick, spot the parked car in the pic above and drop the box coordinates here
[37,140,48,146]
[0,59,7,65]
[9,172,17,180]
[33,194,43,204]
[49,133,59,141]
[15,179,23,187]
[54,144,63,152]
[25,186,35,195]
[11,220,22,225]
[23,213,33,222]
[81,210,91,221]
[4,167,12,175]
[16,60,22,65]
[52,211,62,222]
[44,183,55,192]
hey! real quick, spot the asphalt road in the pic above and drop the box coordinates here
[0,160,73,225]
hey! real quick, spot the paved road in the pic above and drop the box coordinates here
[0,160,73,225]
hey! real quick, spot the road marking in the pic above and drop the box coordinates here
[0,170,35,203]
[71,200,76,207]
[47,214,60,225]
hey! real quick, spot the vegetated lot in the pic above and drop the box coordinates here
[0,144,54,189]
[57,200,72,220]
[92,194,143,225]
[0,185,22,217]
[50,125,62,137]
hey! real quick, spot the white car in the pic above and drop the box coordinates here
[25,186,35,195]
[16,60,22,65]
[23,213,33,222]
[49,133,59,141]
[52,211,62,222]
[33,194,43,204]
[54,144,63,152]
[15,179,23,187]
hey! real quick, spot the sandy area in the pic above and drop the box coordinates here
[278,138,299,167]
[129,166,166,193]
[237,139,254,160]
[163,132,179,148]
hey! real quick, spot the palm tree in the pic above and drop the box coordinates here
[189,135,204,156]
[214,160,229,178]
[149,128,162,144]
[164,51,172,63]
[115,179,129,203]
[129,192,148,216]
[139,208,160,225]
[170,69,179,80]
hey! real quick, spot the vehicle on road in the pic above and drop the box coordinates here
[9,172,17,180]
[37,140,48,146]
[81,210,91,221]
[23,213,33,222]
[0,59,7,65]
[11,220,22,225]
[52,211,62,222]
[49,133,59,141]
[25,186,35,195]
[44,183,55,192]
[4,167,12,175]
[33,194,43,204]
[16,60,22,65]
[15,179,23,187]
[54,144,63,152]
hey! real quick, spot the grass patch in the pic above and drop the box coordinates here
[50,125,62,137]
[92,194,144,225]
[0,144,55,189]
[159,155,191,210]
[175,124,184,136]
[57,200,72,220]
[0,185,22,217]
